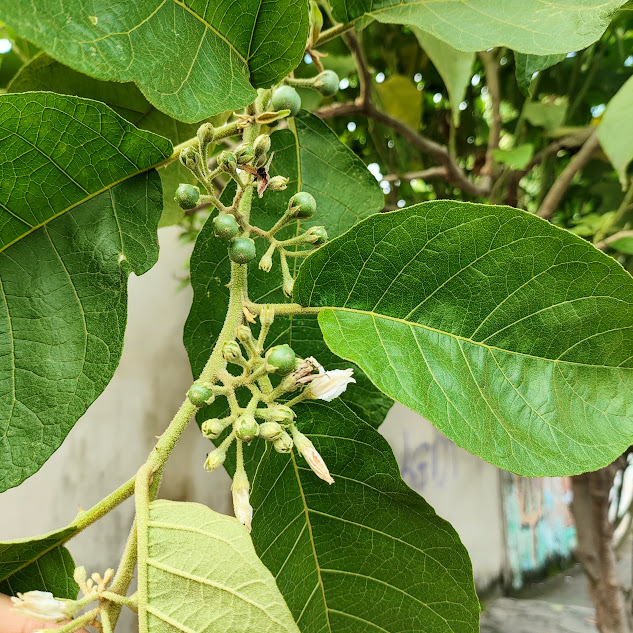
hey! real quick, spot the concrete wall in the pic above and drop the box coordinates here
[380,404,508,591]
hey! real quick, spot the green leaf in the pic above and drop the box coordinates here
[184,112,392,428]
[492,144,534,170]
[514,53,567,95]
[140,500,300,633]
[376,74,422,129]
[6,54,211,227]
[0,0,308,122]
[294,201,633,477]
[250,400,479,633]
[0,526,79,599]
[329,0,626,54]
[0,92,171,252]
[413,29,474,125]
[609,234,633,255]
[598,76,633,188]
[523,100,568,131]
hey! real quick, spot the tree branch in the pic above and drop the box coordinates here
[594,229,633,252]
[537,130,601,219]
[343,32,371,105]
[479,51,502,178]
[382,168,448,183]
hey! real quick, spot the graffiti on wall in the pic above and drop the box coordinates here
[502,472,576,588]
[399,429,459,493]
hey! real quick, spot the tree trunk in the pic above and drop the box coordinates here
[571,468,631,633]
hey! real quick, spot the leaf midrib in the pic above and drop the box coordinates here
[322,306,633,370]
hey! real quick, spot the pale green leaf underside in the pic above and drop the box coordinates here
[7,53,206,227]
[0,0,308,122]
[330,0,626,54]
[184,112,391,428]
[142,500,299,633]
[0,526,79,600]
[598,75,633,188]
[294,201,633,476]
[250,401,479,633]
[0,92,172,252]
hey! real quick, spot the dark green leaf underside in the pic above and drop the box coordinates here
[294,201,633,476]
[250,400,479,633]
[0,0,308,122]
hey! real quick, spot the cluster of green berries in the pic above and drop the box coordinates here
[269,70,340,120]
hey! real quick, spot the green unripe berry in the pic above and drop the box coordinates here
[266,344,296,375]
[174,184,200,210]
[228,238,257,264]
[235,414,258,442]
[290,192,317,219]
[188,383,215,406]
[213,214,239,240]
[315,70,340,97]
[311,227,328,245]
[271,86,301,117]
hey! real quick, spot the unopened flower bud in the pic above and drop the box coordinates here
[187,382,215,406]
[235,144,255,165]
[218,150,237,172]
[204,446,227,472]
[10,591,68,622]
[282,276,295,298]
[201,418,226,439]
[258,250,273,272]
[222,341,245,364]
[258,422,284,441]
[253,134,272,163]
[235,414,258,442]
[268,405,295,424]
[197,122,215,147]
[293,431,334,484]
[236,324,255,346]
[267,175,289,191]
[273,430,293,453]
[73,566,87,588]
[260,304,275,328]
[180,146,199,170]
[306,368,355,401]
[231,470,252,532]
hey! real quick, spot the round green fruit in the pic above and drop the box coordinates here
[174,184,200,210]
[228,238,257,264]
[213,214,239,240]
[266,344,297,375]
[187,383,214,406]
[291,191,317,219]
[311,227,328,245]
[316,70,340,97]
[271,86,301,117]
[235,415,258,442]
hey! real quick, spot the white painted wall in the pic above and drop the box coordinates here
[380,403,507,590]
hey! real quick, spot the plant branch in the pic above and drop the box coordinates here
[594,177,633,244]
[315,20,355,46]
[381,167,449,183]
[537,130,601,219]
[478,51,502,178]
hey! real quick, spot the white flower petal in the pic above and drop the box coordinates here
[308,368,355,401]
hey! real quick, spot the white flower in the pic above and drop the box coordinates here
[231,471,253,532]
[303,445,335,484]
[307,368,355,401]
[10,591,68,622]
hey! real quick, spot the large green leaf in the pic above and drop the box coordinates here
[184,112,392,428]
[0,93,170,490]
[376,74,422,129]
[598,75,633,188]
[514,53,567,96]
[294,201,633,477]
[250,400,479,633]
[6,54,207,226]
[0,0,308,122]
[413,29,474,124]
[330,0,625,54]
[140,500,300,633]
[0,526,79,600]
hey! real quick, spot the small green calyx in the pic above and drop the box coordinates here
[253,134,272,163]
[228,238,257,264]
[218,151,238,171]
[273,430,294,453]
[268,405,295,424]
[315,70,340,97]
[271,86,301,117]
[266,344,297,375]
[180,146,199,170]
[235,414,259,442]
[213,214,240,240]
[201,418,227,440]
[175,183,200,210]
[258,422,284,441]
[267,175,289,192]
[222,341,244,364]
[307,226,328,245]
[188,383,215,406]
[290,191,317,219]
[235,144,255,166]
[204,446,227,472]
[197,122,215,146]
